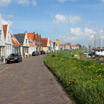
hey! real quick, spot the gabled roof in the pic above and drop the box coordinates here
[14,33,25,45]
[34,33,41,41]
[60,44,64,48]
[27,33,34,41]
[34,34,38,40]
[41,38,48,47]
[3,25,8,40]
[72,45,79,47]
[29,44,36,47]
[49,41,51,47]
[11,33,20,46]
[38,35,41,41]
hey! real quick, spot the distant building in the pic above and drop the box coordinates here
[11,33,20,54]
[34,33,42,52]
[64,44,71,50]
[60,44,64,50]
[71,45,80,49]
[27,33,36,55]
[41,38,50,53]
[14,32,29,57]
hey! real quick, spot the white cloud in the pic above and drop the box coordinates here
[16,0,37,6]
[69,16,81,24]
[57,27,96,43]
[102,0,104,3]
[2,18,8,24]
[57,0,76,3]
[1,18,13,27]
[0,0,37,7]
[53,14,81,24]
[85,28,96,36]
[53,14,67,24]
[16,0,30,6]
[5,14,14,19]
[58,0,68,3]
[32,0,37,6]
[0,0,11,7]
[70,27,83,35]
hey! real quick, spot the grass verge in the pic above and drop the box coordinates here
[44,50,104,104]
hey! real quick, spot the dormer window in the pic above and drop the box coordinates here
[0,30,1,40]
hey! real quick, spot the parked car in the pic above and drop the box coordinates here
[40,50,46,54]
[88,51,95,57]
[6,53,22,63]
[32,51,39,56]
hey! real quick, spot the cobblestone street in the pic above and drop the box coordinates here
[0,55,73,104]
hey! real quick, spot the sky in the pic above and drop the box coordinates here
[0,0,104,46]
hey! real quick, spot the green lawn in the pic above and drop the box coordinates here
[44,50,104,104]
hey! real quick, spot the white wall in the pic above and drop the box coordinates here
[29,47,36,55]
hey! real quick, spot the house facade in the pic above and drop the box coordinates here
[41,38,50,53]
[11,33,20,54]
[65,44,71,50]
[60,44,64,50]
[0,14,5,60]
[3,24,12,58]
[71,45,80,49]
[14,32,29,57]
[27,33,36,55]
[34,33,42,52]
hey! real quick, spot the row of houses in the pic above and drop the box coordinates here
[0,14,54,60]
[60,44,80,50]
[0,14,80,61]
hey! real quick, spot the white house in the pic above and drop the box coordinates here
[41,38,50,53]
[11,33,20,54]
[27,33,36,55]
[0,14,5,60]
[14,32,29,57]
[71,45,80,49]
[3,23,12,58]
[65,44,71,50]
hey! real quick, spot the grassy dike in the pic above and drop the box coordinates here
[44,50,104,104]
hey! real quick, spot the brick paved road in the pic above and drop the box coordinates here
[0,55,73,104]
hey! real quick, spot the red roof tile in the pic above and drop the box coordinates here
[49,41,51,47]
[39,35,41,41]
[34,34,38,40]
[60,44,64,48]
[27,33,34,41]
[41,38,48,47]
[29,44,36,47]
[3,25,8,40]
[11,33,20,46]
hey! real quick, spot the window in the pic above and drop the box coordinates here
[0,30,2,40]
[26,39,27,43]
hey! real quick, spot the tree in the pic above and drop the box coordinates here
[77,44,82,48]
[66,43,71,45]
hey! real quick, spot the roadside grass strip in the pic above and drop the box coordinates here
[44,50,104,104]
